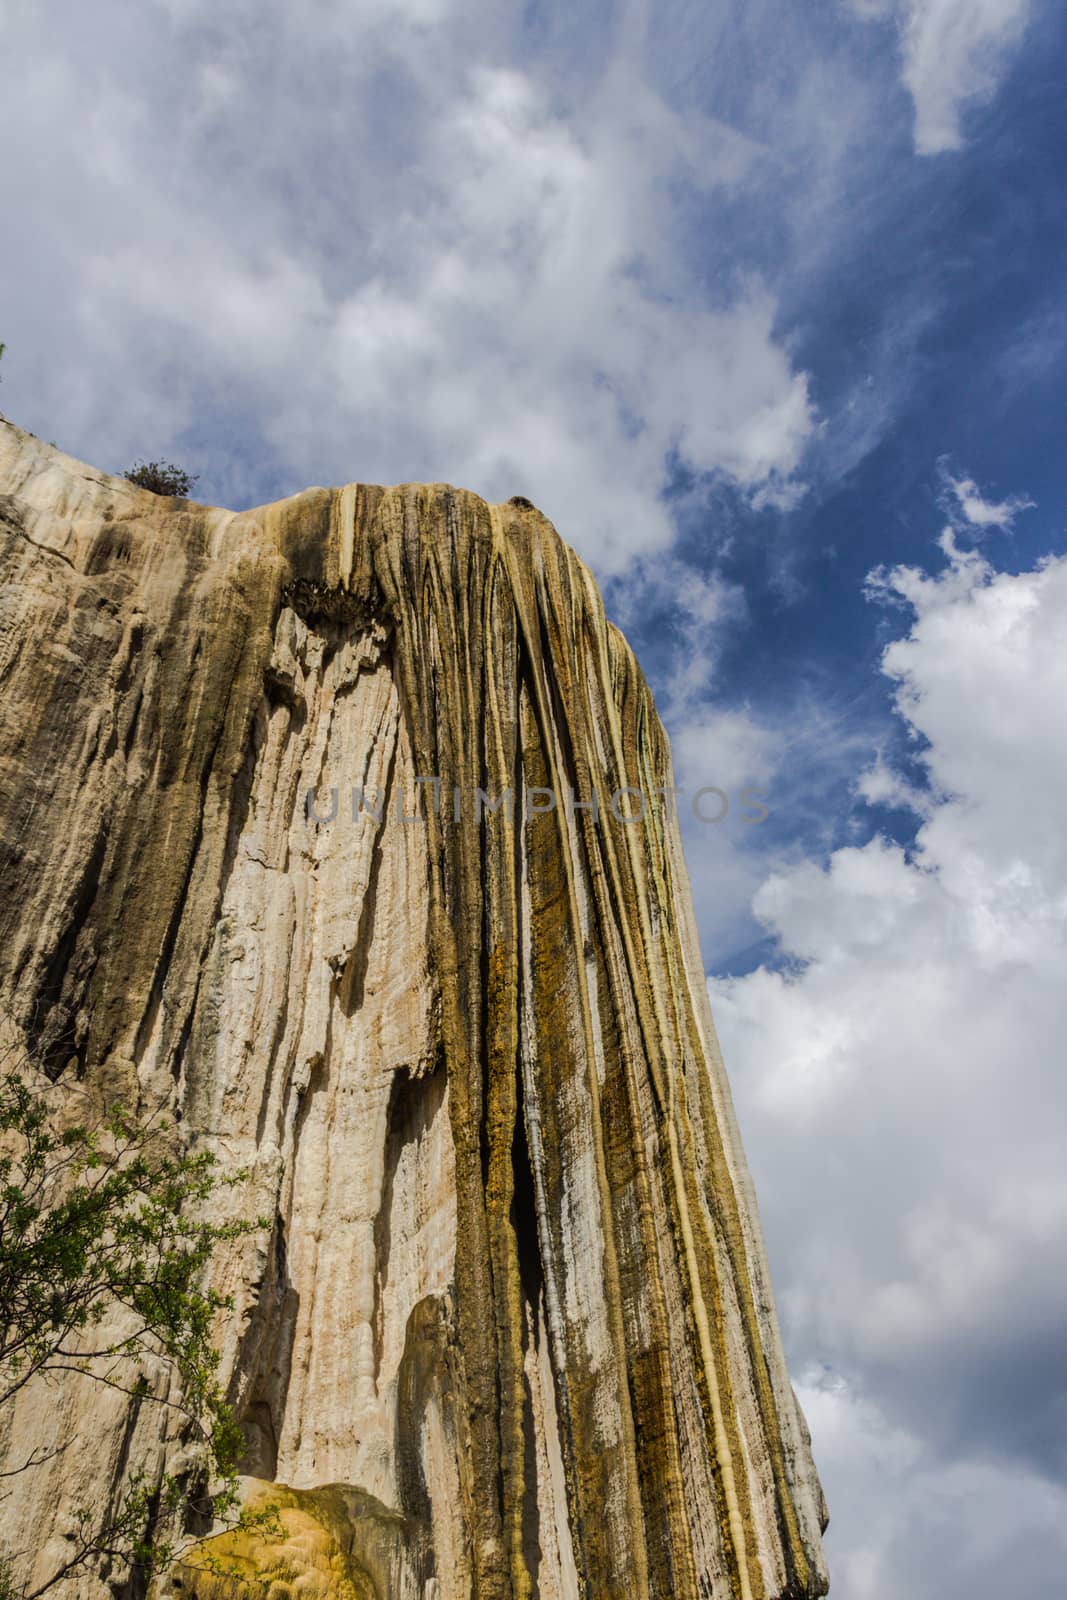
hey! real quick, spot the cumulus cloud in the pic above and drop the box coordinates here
[848,0,1033,154]
[5,0,1025,570]
[797,1368,1067,1599]
[713,511,1067,1592]
[0,0,817,573]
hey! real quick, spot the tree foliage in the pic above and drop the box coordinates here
[122,460,198,497]
[0,1058,271,1597]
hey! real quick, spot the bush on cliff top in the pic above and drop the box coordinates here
[123,459,198,497]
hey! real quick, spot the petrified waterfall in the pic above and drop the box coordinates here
[0,418,828,1599]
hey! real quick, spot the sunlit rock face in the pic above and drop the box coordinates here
[0,418,827,1600]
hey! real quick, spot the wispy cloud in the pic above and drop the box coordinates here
[902,0,1032,154]
[847,0,1033,154]
[940,461,1037,532]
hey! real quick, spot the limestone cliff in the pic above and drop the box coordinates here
[0,417,828,1600]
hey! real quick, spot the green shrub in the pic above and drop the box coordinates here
[0,1060,276,1596]
[123,459,198,497]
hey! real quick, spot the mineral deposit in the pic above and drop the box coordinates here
[0,419,827,1598]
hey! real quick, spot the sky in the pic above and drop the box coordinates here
[2,1,1066,1595]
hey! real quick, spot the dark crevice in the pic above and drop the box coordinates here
[373,1064,446,1382]
[121,685,145,761]
[129,678,236,1077]
[477,680,494,1192]
[337,710,398,1020]
[143,673,262,1086]
[168,969,199,1086]
[511,1055,544,1316]
[30,823,109,1078]
[395,1296,442,1532]
[103,1378,155,1598]
[113,619,145,697]
[514,1056,545,1595]
[292,1051,328,1161]
[235,1210,300,1482]
[521,1362,542,1598]
[263,663,307,724]
[86,525,135,575]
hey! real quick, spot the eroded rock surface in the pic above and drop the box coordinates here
[0,420,828,1599]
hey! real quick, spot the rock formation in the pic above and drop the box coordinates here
[0,417,828,1599]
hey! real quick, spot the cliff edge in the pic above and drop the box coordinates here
[0,419,828,1599]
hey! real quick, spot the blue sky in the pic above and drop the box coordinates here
[2,1,1066,1595]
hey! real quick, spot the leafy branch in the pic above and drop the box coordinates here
[0,1050,275,1596]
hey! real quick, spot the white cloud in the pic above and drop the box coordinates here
[671,705,780,796]
[0,2,817,575]
[5,0,1005,560]
[796,1368,1067,1599]
[854,751,932,814]
[713,512,1067,1592]
[941,464,1036,531]
[660,676,885,969]
[848,0,1033,154]
[902,0,1032,154]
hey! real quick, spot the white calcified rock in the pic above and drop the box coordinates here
[0,419,827,1600]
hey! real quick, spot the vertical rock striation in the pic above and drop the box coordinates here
[0,419,827,1599]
